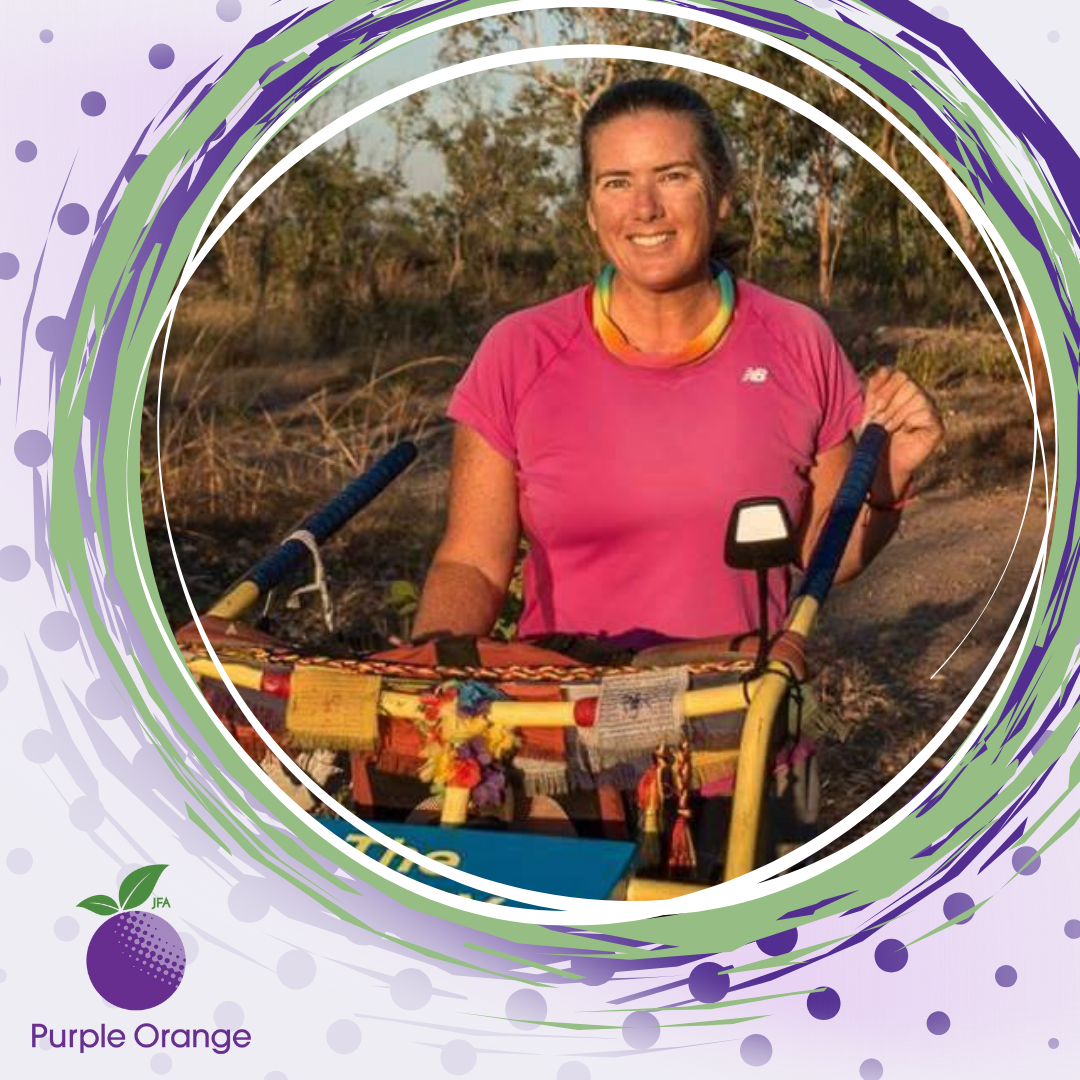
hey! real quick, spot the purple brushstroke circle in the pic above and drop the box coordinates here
[149,44,175,70]
[807,985,841,1019]
[276,949,315,989]
[54,916,79,941]
[7,848,33,873]
[22,729,54,763]
[506,987,546,1029]
[58,203,89,235]
[81,92,106,117]
[688,961,730,1003]
[757,927,798,956]
[874,938,908,972]
[943,892,976,924]
[740,1034,773,1066]
[389,967,431,1010]
[16,141,37,163]
[150,1053,172,1074]
[0,545,31,580]
[995,965,1017,987]
[86,911,185,1009]
[1012,846,1041,875]
[40,610,80,651]
[1049,1038,1060,1049]
[1065,919,1080,939]
[216,0,243,22]
[622,1011,660,1050]
[568,955,612,985]
[859,1060,884,1080]
[86,678,124,719]
[927,1011,951,1035]
[0,252,18,279]
[39,29,53,43]
[440,1039,476,1075]
[35,315,68,351]
[14,429,51,466]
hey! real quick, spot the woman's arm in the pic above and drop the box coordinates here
[411,424,521,639]
[798,368,944,582]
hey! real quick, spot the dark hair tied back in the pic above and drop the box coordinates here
[579,78,737,201]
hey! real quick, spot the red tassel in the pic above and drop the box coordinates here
[667,811,697,874]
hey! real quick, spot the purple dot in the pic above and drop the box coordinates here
[0,666,7,694]
[1065,920,1080,939]
[440,1039,475,1075]
[54,916,79,941]
[943,892,975,924]
[995,965,1017,987]
[22,729,54,764]
[214,1001,244,1027]
[15,141,37,163]
[228,877,270,922]
[390,967,431,1010]
[1049,1038,1059,1049]
[14,429,51,466]
[216,0,243,21]
[70,796,105,831]
[926,1011,950,1035]
[557,1065,590,1080]
[149,44,175,69]
[0,252,18,279]
[807,985,840,1019]
[1048,31,1061,44]
[621,1011,659,1050]
[39,30,54,43]
[740,1033,772,1066]
[180,933,198,963]
[40,611,80,651]
[874,938,908,972]
[1012,847,1041,875]
[277,949,316,989]
[326,1019,361,1054]
[569,955,612,985]
[757,927,798,956]
[58,203,89,235]
[7,848,33,874]
[35,315,68,351]
[81,92,106,117]
[0,545,31,581]
[86,678,125,719]
[505,988,546,1030]
[859,1060,883,1080]
[688,961,730,1003]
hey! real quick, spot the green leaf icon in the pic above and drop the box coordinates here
[77,894,120,916]
[119,864,168,911]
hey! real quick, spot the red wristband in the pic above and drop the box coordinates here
[866,481,918,513]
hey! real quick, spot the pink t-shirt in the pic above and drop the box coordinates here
[448,281,863,646]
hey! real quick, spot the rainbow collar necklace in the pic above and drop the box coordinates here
[591,262,737,365]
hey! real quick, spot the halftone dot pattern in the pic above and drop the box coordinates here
[57,203,90,235]
[927,1011,951,1035]
[441,1039,477,1075]
[0,545,31,580]
[557,1063,591,1080]
[35,315,68,351]
[149,45,175,70]
[1012,847,1041,875]
[80,92,106,117]
[214,1001,244,1027]
[1065,919,1080,939]
[216,0,243,22]
[740,1033,773,1066]
[277,948,316,989]
[859,1060,884,1080]
[151,1053,172,1074]
[7,848,33,874]
[1048,31,1061,44]
[807,985,841,1019]
[0,252,18,279]
[69,796,105,831]
[22,729,54,764]
[390,966,432,1009]
[179,932,198,964]
[622,1011,660,1050]
[757,927,798,956]
[688,960,730,1002]
[86,912,185,1009]
[14,430,51,467]
[86,678,124,719]
[995,965,1017,987]
[15,141,37,163]
[326,1019,361,1054]
[943,892,976,924]
[506,987,547,1029]
[54,916,79,941]
[40,611,80,651]
[1049,1039,1060,1049]
[228,876,270,921]
[568,955,612,985]
[874,939,908,972]
[38,29,53,42]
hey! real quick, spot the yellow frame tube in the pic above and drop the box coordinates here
[207,580,261,620]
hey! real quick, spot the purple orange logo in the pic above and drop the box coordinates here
[77,864,186,1010]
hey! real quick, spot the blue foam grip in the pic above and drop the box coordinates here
[796,423,888,606]
[247,441,417,593]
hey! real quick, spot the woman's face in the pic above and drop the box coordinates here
[585,109,727,294]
